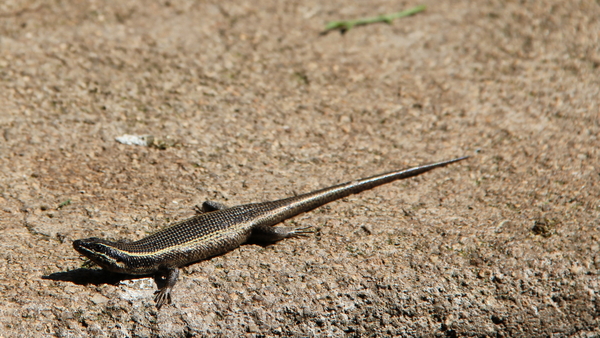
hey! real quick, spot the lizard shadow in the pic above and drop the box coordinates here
[42,268,163,288]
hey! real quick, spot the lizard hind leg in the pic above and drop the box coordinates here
[249,225,315,243]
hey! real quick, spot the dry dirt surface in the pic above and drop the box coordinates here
[1,0,599,337]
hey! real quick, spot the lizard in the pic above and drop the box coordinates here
[73,156,467,309]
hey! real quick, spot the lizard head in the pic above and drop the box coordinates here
[73,237,132,274]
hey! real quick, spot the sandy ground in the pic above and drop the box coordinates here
[0,0,599,337]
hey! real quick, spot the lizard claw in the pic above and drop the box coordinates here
[289,226,316,238]
[154,287,172,310]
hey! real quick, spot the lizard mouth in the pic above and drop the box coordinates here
[73,238,95,256]
[73,238,127,272]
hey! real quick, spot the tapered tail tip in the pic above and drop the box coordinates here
[435,156,469,167]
